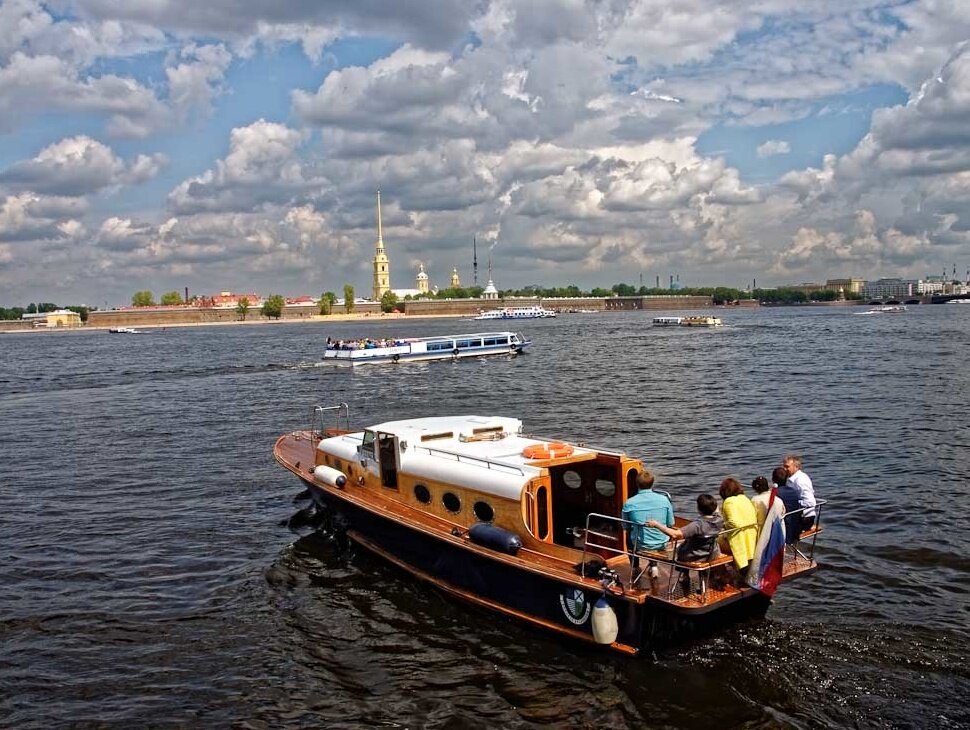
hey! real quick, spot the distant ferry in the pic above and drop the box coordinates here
[653,316,723,327]
[861,305,907,314]
[946,298,970,304]
[323,331,529,365]
[474,306,556,320]
[108,327,144,334]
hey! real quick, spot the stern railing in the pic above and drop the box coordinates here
[307,403,350,440]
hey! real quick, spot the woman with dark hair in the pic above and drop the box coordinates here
[750,475,771,529]
[718,477,758,574]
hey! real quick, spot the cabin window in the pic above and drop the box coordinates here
[361,430,376,459]
[456,338,482,349]
[482,336,509,346]
[594,478,616,497]
[563,470,582,489]
[473,501,494,523]
[594,479,616,497]
[536,486,549,540]
[427,341,453,352]
[414,484,431,504]
[442,492,462,513]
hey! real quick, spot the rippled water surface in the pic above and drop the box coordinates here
[1,306,968,728]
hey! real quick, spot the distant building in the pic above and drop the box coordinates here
[209,291,262,308]
[372,190,390,301]
[22,309,82,328]
[416,263,429,294]
[786,282,826,294]
[917,276,945,295]
[826,278,864,294]
[861,278,915,299]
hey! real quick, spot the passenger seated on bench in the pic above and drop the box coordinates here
[648,494,723,593]
[719,478,758,576]
[622,470,674,579]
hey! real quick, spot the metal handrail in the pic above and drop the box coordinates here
[781,499,827,562]
[309,403,350,438]
[413,444,525,476]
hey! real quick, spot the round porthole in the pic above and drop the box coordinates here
[442,492,462,513]
[563,470,582,489]
[414,484,431,504]
[473,501,494,522]
[594,478,616,497]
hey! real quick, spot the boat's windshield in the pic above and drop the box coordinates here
[361,430,376,459]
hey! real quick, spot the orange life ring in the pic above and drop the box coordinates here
[522,441,574,460]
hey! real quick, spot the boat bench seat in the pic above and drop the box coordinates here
[799,525,822,539]
[635,549,733,571]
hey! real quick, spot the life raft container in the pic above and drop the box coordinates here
[521,441,574,460]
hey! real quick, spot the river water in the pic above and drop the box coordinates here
[1,306,968,728]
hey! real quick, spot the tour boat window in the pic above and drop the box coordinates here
[442,492,462,513]
[361,430,376,459]
[427,341,453,352]
[456,338,482,349]
[594,478,616,497]
[563,470,582,489]
[414,484,431,504]
[536,486,549,539]
[473,501,494,523]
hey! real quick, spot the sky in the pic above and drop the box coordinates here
[1,0,969,306]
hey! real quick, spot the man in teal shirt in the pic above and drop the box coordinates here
[622,471,674,580]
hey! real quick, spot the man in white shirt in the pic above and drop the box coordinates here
[781,454,817,540]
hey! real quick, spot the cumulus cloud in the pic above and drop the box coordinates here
[0,192,86,243]
[0,136,166,196]
[167,120,311,214]
[756,140,791,158]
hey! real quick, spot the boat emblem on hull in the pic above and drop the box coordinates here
[559,589,591,625]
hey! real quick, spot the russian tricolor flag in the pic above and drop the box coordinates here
[746,488,787,597]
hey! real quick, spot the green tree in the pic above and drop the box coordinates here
[380,290,398,313]
[131,291,155,307]
[318,291,337,315]
[343,285,355,313]
[261,294,285,319]
[236,297,251,320]
[26,303,37,313]
[160,291,183,306]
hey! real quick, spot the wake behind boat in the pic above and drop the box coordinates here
[275,405,824,655]
[323,331,529,365]
[859,305,907,314]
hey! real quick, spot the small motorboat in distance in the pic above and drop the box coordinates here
[108,327,144,334]
[860,305,907,314]
[274,405,826,655]
[652,317,683,327]
[679,315,723,327]
[323,331,529,365]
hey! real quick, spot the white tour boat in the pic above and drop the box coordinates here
[324,331,529,365]
[679,316,723,327]
[861,305,907,314]
[108,327,145,334]
[474,306,557,320]
[652,317,683,327]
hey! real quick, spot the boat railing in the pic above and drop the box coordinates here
[581,500,826,599]
[307,403,351,439]
[413,444,525,476]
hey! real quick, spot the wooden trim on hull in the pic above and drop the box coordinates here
[347,528,639,656]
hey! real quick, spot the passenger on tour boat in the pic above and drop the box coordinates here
[622,471,674,580]
[750,475,771,529]
[718,478,758,575]
[648,494,723,594]
[778,454,817,543]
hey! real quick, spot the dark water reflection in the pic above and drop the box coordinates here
[1,306,968,728]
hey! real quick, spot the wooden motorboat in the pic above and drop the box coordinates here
[274,405,823,654]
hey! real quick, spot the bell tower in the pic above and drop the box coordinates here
[372,190,390,300]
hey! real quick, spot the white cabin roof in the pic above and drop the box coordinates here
[317,415,597,500]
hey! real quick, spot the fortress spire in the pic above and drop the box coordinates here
[372,190,390,300]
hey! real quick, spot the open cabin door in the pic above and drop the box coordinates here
[377,432,398,489]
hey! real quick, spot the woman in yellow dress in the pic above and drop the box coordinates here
[718,477,758,575]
